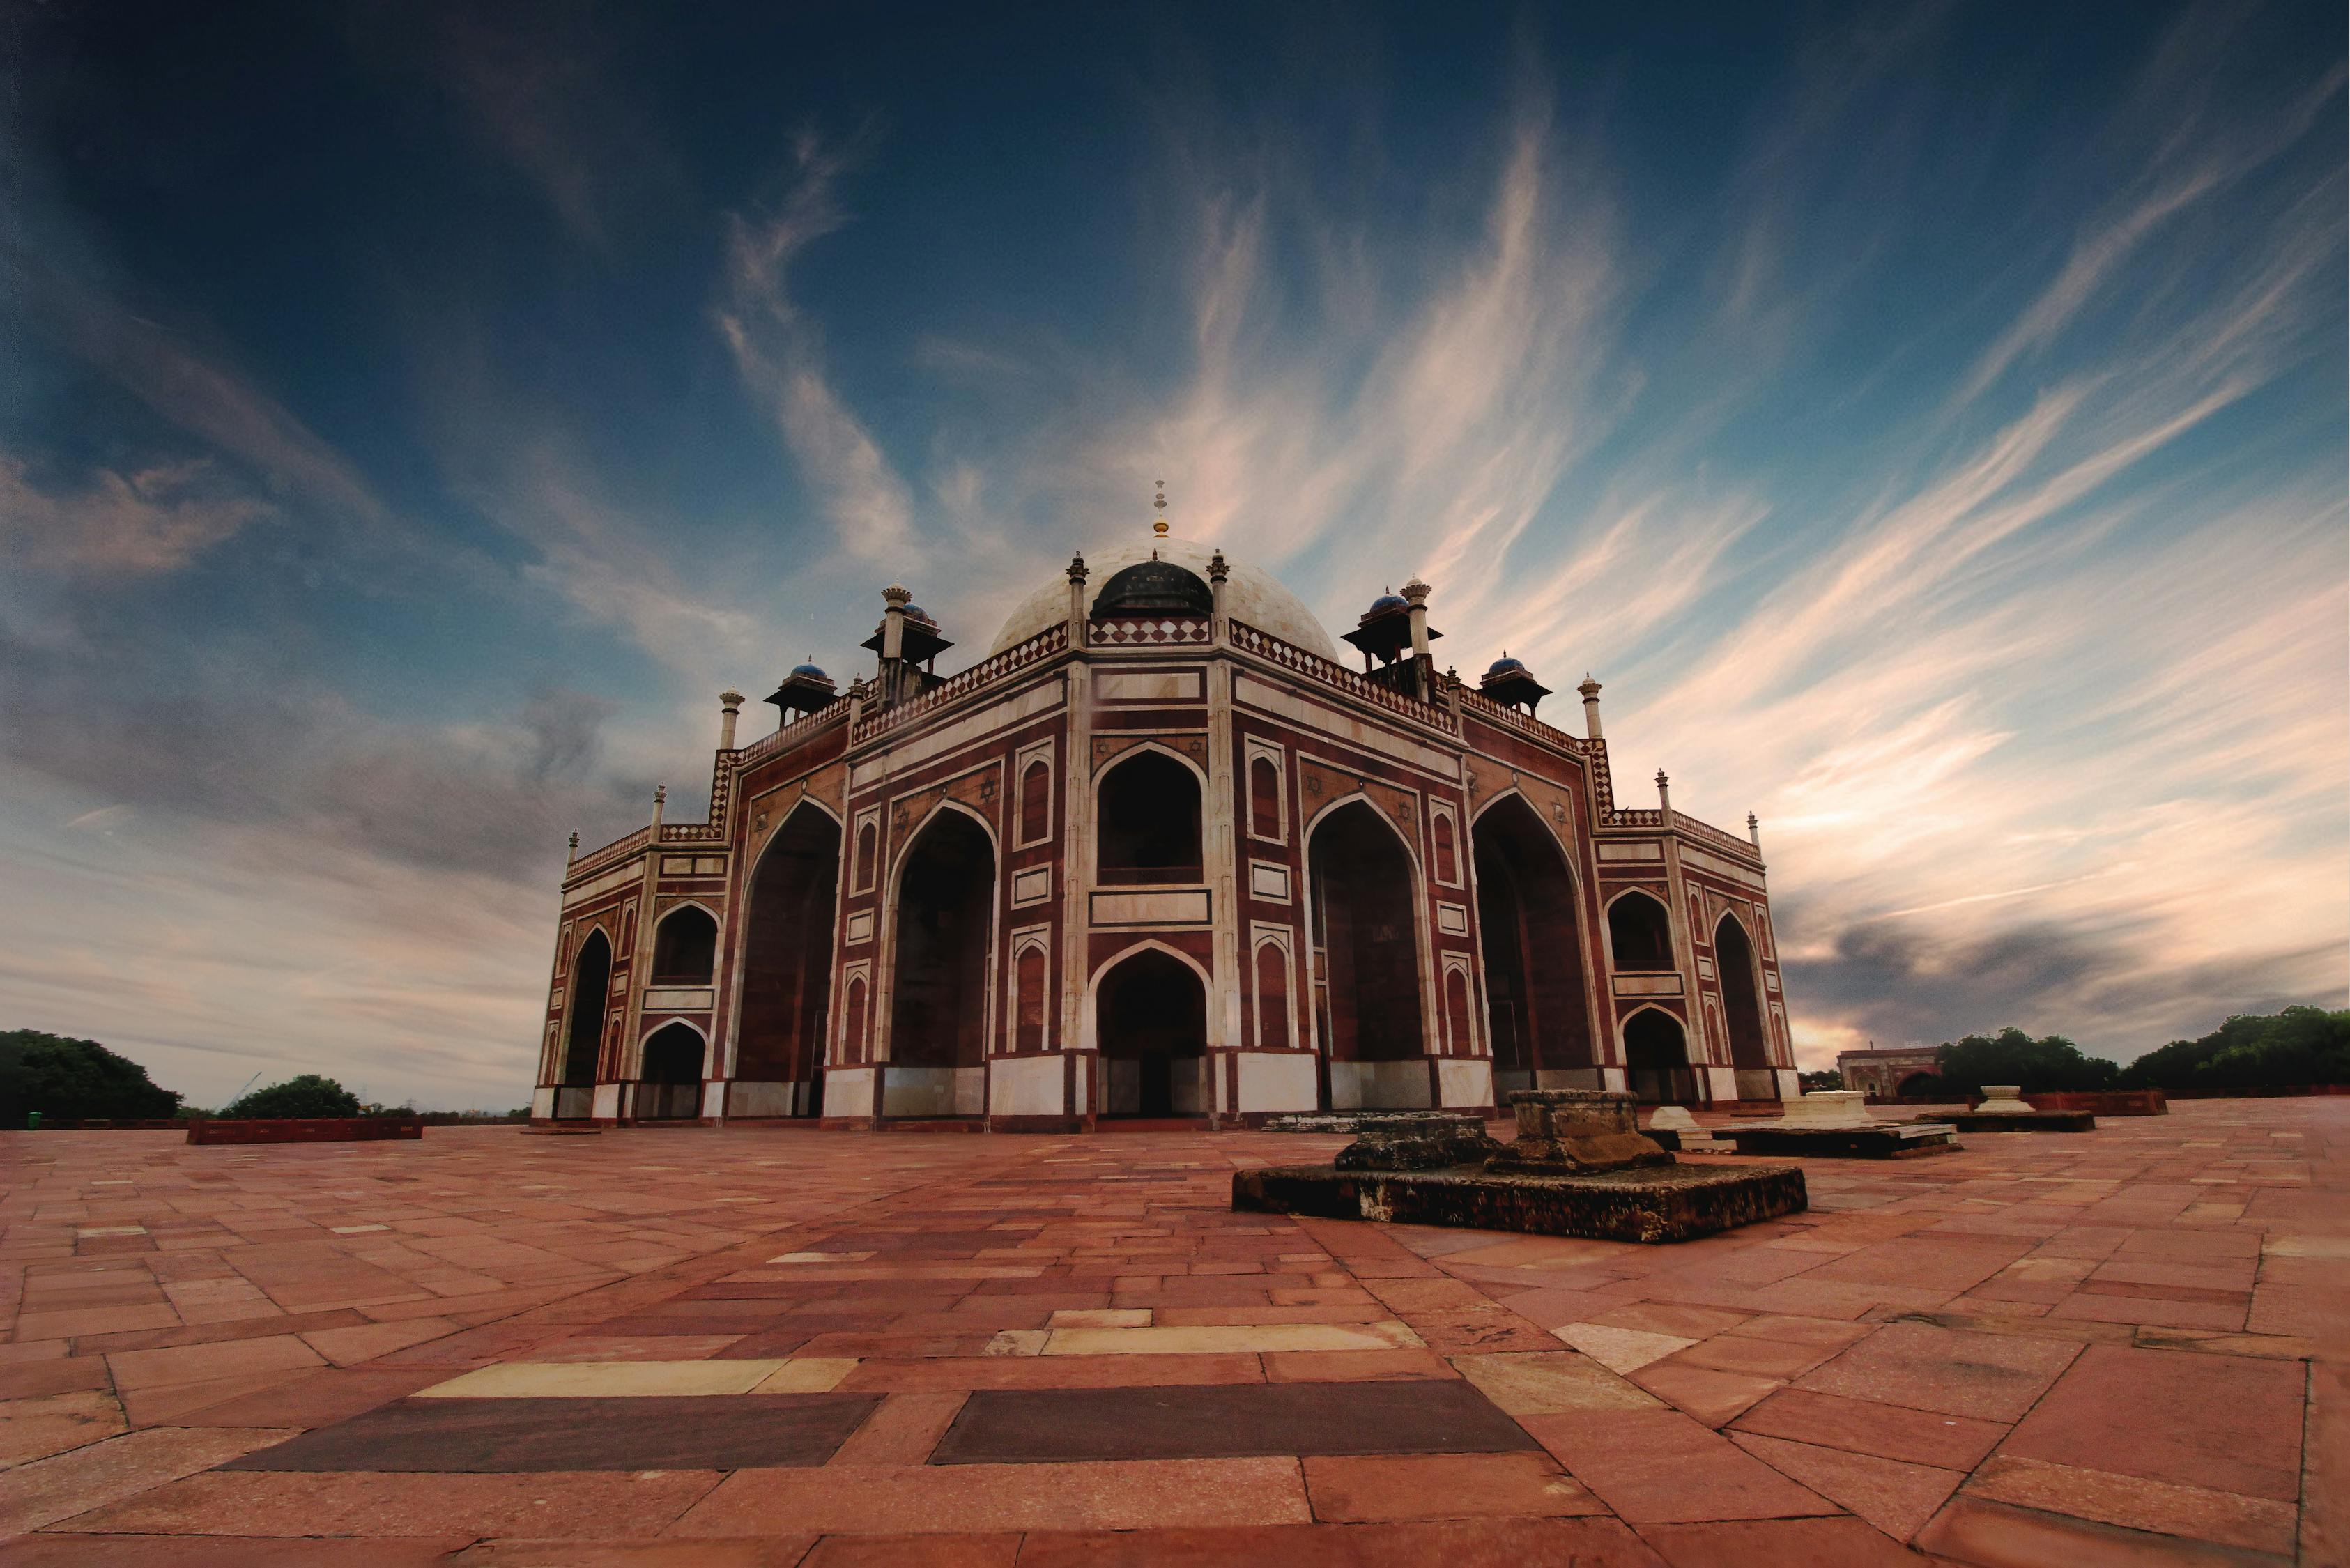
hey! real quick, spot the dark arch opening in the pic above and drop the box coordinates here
[889,810,995,1081]
[738,807,842,1116]
[559,930,612,1115]
[1714,914,1771,1074]
[1473,797,1595,1091]
[638,1023,705,1121]
[1307,801,1425,1109]
[650,905,717,985]
[1096,948,1206,1119]
[1098,751,1202,884]
[1608,891,1675,972]
[1625,1009,1696,1106]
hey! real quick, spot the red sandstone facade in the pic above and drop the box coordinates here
[532,530,1797,1129]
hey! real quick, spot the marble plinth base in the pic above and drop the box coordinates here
[1722,1122,1959,1159]
[1231,1160,1807,1245]
[1940,1110,2097,1132]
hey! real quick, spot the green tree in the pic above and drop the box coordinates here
[0,1030,183,1126]
[1933,1027,2119,1096]
[221,1074,363,1119]
[2121,1008,2350,1091]
[1797,1069,1843,1092]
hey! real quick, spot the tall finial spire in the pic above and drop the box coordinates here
[1152,478,1169,537]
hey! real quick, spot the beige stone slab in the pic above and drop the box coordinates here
[1042,1321,1422,1357]
[414,1359,789,1398]
[769,1251,876,1263]
[1453,1351,1665,1416]
[1050,1308,1153,1328]
[1553,1323,1697,1374]
[747,1358,860,1393]
[985,1330,1050,1358]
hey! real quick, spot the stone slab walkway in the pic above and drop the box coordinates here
[1,1100,2341,1565]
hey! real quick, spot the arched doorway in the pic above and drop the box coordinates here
[1714,914,1772,1097]
[738,807,841,1117]
[1473,796,1595,1093]
[1625,1008,1697,1106]
[1307,800,1427,1109]
[1608,891,1675,972]
[1096,948,1206,1118]
[1097,750,1202,883]
[557,929,611,1119]
[638,1022,705,1121]
[650,905,717,985]
[886,808,995,1117]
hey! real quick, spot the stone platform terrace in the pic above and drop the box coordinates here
[1,1100,2341,1566]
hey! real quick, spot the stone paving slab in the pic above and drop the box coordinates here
[2,1098,2342,1565]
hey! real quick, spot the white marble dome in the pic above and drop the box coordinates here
[988,532,1340,662]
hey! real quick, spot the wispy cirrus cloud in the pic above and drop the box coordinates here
[716,132,918,567]
[0,454,266,574]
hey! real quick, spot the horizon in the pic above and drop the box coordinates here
[3,1,2344,1110]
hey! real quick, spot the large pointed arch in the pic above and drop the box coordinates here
[1093,741,1206,885]
[732,799,843,1114]
[1469,791,1597,1088]
[1089,939,1210,1119]
[1712,909,1772,1074]
[1304,793,1432,1109]
[1621,1005,1697,1106]
[636,1019,707,1121]
[1605,887,1676,972]
[558,925,613,1111]
[650,900,720,985]
[881,800,999,1086]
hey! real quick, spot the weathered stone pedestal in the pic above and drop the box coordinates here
[1720,1089,1960,1158]
[1233,1091,1805,1245]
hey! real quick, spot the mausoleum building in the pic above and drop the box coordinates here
[533,518,1799,1129]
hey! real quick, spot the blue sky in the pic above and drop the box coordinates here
[3,1,2343,1109]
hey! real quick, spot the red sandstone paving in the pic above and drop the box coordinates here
[1,1099,2342,1564]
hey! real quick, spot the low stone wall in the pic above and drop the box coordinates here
[187,1118,424,1145]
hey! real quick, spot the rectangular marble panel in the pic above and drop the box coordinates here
[1234,1051,1318,1113]
[989,1054,1064,1116]
[1091,888,1211,926]
[1436,1059,1492,1109]
[1098,670,1204,703]
[1436,902,1469,936]
[1612,974,1684,996]
[1595,842,1664,861]
[1012,866,1055,907]
[1247,861,1291,902]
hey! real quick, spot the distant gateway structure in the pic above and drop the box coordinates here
[534,520,1798,1129]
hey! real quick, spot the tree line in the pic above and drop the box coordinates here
[0,1030,524,1125]
[1841,1007,2349,1098]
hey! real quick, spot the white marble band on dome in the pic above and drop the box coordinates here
[987,533,1341,663]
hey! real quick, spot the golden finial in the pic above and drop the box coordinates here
[1153,479,1169,537]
